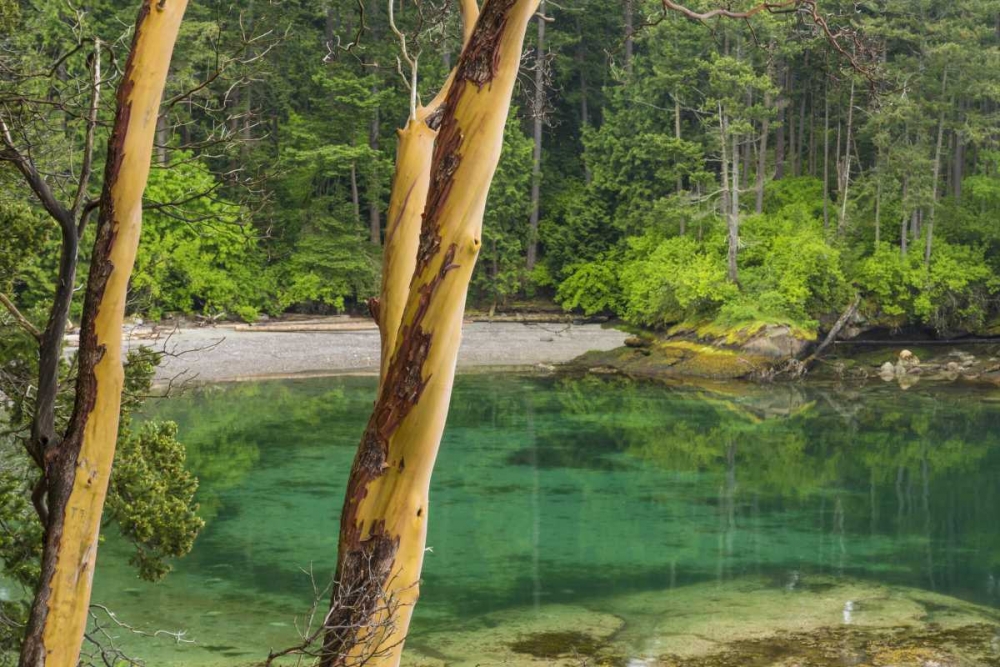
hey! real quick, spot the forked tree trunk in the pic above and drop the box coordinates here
[18,2,187,665]
[321,0,538,664]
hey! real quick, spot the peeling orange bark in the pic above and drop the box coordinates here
[18,2,188,665]
[322,0,540,664]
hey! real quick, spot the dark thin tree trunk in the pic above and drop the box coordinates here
[623,0,633,74]
[809,90,817,176]
[526,0,545,270]
[795,84,806,177]
[774,65,786,180]
[675,92,683,195]
[368,83,381,245]
[926,73,949,266]
[741,125,751,191]
[874,170,882,247]
[576,17,591,185]
[945,131,955,195]
[725,112,740,284]
[953,130,964,203]
[350,162,361,222]
[900,176,909,256]
[755,77,771,213]
[155,113,169,165]
[30,221,78,471]
[788,79,797,178]
[822,79,830,230]
[838,78,855,234]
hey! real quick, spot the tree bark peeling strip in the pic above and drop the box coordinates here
[457,0,519,87]
[341,244,460,536]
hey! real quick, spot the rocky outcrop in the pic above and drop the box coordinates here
[568,338,788,381]
[740,324,811,359]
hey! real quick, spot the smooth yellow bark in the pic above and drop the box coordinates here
[375,1,479,376]
[377,120,436,380]
[342,0,541,663]
[40,2,187,664]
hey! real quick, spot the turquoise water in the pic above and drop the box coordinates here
[90,374,1000,664]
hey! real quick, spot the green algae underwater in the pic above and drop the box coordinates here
[87,374,1000,666]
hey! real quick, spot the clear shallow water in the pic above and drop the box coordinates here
[90,374,1000,664]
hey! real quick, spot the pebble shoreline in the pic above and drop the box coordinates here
[117,321,628,384]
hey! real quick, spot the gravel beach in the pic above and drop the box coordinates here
[120,320,627,383]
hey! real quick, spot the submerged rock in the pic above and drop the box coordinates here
[606,576,1000,666]
[403,603,624,666]
[404,576,1000,667]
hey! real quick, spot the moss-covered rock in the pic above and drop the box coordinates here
[568,338,782,381]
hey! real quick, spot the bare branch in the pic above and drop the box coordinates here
[71,39,103,219]
[0,293,42,342]
[0,110,74,230]
[162,25,284,109]
[388,0,420,119]
[659,0,879,80]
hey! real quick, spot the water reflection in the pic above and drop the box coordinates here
[89,374,1000,664]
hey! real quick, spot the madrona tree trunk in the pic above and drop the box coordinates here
[321,0,539,663]
[19,1,188,665]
